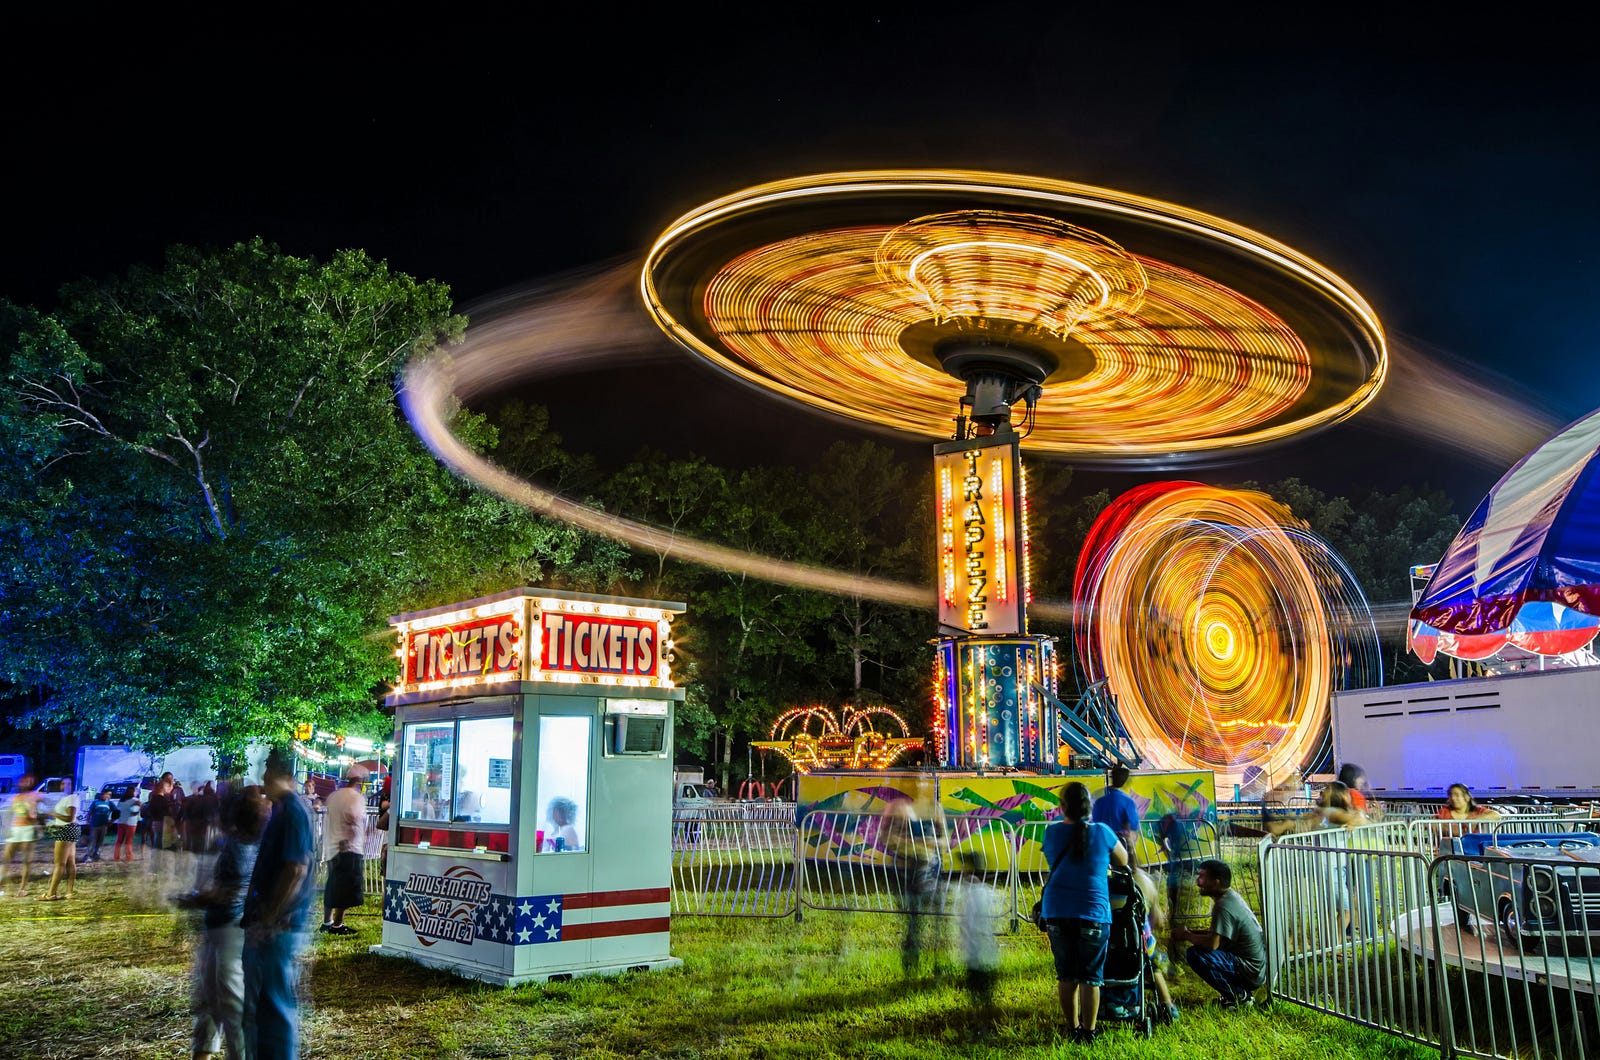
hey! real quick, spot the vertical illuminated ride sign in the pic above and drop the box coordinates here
[933,434,1028,636]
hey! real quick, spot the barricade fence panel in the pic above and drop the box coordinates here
[1411,817,1600,857]
[673,805,798,918]
[1130,818,1221,928]
[798,811,1017,930]
[313,808,388,896]
[1431,852,1599,1060]
[1263,840,1443,1048]
[1263,835,1600,1060]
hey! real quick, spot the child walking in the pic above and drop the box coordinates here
[957,851,1001,1034]
[1133,866,1180,1023]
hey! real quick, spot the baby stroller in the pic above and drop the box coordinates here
[1098,865,1156,1036]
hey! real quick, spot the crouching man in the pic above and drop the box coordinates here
[1170,858,1265,1008]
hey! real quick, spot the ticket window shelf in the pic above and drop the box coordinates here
[396,824,511,854]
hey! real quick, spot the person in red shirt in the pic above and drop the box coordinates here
[1436,783,1498,821]
[1338,764,1375,815]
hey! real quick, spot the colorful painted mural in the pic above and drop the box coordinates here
[795,769,1216,870]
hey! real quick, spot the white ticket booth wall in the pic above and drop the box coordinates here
[374,588,684,986]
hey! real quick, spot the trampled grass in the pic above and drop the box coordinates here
[0,861,1431,1060]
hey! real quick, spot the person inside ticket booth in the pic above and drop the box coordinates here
[544,797,582,852]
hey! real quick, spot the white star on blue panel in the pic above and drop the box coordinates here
[514,895,565,945]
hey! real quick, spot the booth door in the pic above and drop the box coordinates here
[518,706,595,974]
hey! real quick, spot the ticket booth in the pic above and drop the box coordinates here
[372,587,685,985]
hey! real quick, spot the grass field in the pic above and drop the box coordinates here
[0,860,1431,1060]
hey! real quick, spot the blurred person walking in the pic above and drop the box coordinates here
[1317,781,1368,937]
[184,781,222,887]
[1042,781,1128,1043]
[187,786,266,1060]
[318,769,367,935]
[147,773,175,874]
[883,774,947,979]
[0,774,40,897]
[85,788,114,861]
[956,851,1000,1035]
[115,786,143,860]
[241,748,317,1060]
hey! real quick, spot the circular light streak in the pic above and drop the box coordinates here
[1073,482,1381,789]
[644,170,1387,465]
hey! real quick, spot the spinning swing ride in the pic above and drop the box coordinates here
[409,169,1389,783]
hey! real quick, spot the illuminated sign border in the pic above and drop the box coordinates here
[390,590,682,699]
[934,435,1028,635]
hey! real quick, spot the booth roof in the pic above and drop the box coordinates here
[389,587,687,626]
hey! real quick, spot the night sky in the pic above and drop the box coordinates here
[8,13,1597,511]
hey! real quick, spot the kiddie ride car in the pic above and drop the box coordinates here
[1443,831,1600,953]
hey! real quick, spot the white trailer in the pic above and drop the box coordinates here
[1332,665,1600,798]
[75,745,152,795]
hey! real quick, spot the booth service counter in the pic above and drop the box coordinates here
[372,588,685,985]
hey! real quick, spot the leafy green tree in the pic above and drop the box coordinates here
[1255,477,1460,684]
[0,240,625,754]
[806,441,930,708]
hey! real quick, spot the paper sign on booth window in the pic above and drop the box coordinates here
[487,758,512,789]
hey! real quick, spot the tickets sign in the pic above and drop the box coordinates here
[538,611,658,679]
[390,590,682,701]
[405,615,521,685]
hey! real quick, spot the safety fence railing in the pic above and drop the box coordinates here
[1263,839,1443,1047]
[1432,851,1600,1060]
[312,808,388,896]
[799,811,1018,930]
[668,807,1234,931]
[1262,829,1600,1059]
[672,805,799,917]
[1410,816,1600,856]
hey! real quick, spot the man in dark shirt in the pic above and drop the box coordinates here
[1172,859,1266,1007]
[241,748,316,1060]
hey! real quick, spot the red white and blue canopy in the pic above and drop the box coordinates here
[1409,407,1600,663]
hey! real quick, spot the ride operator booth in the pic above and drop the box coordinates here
[373,587,686,985]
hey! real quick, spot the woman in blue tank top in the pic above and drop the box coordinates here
[1041,781,1129,1042]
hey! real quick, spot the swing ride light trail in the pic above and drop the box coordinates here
[401,171,1551,644]
[400,264,949,615]
[642,170,1388,464]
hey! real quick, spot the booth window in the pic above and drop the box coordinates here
[536,715,590,852]
[454,716,513,824]
[399,721,456,822]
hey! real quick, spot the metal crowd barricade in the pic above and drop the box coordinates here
[312,807,387,896]
[1261,817,1600,1059]
[797,810,1018,931]
[1411,816,1600,856]
[1430,850,1600,1060]
[1131,817,1221,927]
[671,804,799,918]
[1262,837,1443,1047]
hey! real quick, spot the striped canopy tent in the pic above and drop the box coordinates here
[1409,407,1600,663]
